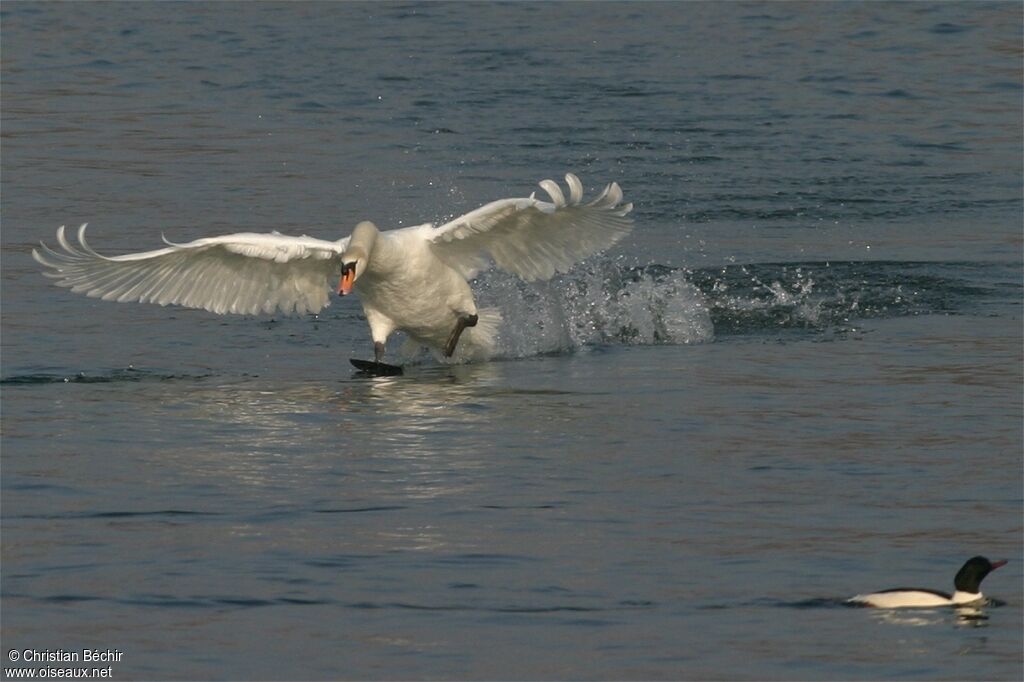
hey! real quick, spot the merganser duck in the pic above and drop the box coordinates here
[848,556,1007,608]
[32,173,632,366]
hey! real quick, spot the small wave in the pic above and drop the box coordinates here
[117,595,289,609]
[41,594,103,604]
[314,505,407,514]
[780,597,857,609]
[13,510,221,521]
[344,600,652,614]
[930,22,972,34]
[0,367,212,386]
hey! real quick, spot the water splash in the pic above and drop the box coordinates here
[397,258,1014,363]
[687,260,1015,337]
[472,261,715,358]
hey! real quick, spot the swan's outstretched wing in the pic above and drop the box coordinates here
[428,173,633,280]
[33,224,348,316]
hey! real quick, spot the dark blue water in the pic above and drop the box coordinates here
[2,2,1021,680]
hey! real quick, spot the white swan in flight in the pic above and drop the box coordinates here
[33,173,632,366]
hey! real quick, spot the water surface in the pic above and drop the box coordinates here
[2,2,1022,680]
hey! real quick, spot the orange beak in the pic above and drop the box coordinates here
[338,263,356,296]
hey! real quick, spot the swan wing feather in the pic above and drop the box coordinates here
[428,173,633,280]
[33,224,348,316]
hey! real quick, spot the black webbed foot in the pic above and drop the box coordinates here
[350,358,403,376]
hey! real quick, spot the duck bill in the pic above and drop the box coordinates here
[337,265,356,296]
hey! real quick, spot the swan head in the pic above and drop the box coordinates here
[337,221,378,296]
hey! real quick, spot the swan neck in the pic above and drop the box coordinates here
[350,221,379,255]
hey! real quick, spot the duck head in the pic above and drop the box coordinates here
[954,556,1007,594]
[337,221,378,296]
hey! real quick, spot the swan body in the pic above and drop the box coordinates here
[848,556,1007,608]
[33,173,632,362]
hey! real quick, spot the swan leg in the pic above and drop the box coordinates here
[362,306,395,363]
[443,313,478,358]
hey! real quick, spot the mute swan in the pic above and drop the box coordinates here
[33,173,633,366]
